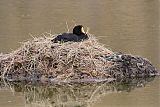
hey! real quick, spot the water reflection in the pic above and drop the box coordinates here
[0,77,157,107]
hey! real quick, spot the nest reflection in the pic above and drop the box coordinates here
[0,77,156,107]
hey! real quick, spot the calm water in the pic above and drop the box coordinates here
[0,78,159,107]
[0,0,159,107]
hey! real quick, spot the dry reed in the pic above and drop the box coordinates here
[0,34,115,82]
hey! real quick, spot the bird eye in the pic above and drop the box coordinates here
[81,27,85,33]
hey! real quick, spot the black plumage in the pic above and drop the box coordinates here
[51,25,88,43]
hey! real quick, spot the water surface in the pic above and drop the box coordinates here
[0,0,159,107]
[0,77,159,107]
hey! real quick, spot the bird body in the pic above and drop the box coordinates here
[52,25,88,43]
[53,33,79,42]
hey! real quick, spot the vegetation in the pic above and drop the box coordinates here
[0,34,158,83]
[0,34,115,83]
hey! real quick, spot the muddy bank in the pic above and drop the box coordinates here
[0,35,158,83]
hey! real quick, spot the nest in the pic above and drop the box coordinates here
[0,34,158,83]
[0,34,116,82]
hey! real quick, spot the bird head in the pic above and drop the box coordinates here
[73,25,86,35]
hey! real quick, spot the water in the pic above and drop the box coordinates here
[0,78,159,107]
[0,0,159,107]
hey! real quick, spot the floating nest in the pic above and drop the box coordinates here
[0,34,158,83]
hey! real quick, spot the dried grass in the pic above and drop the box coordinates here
[0,33,158,83]
[0,33,115,82]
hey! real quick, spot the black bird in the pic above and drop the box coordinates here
[51,25,89,43]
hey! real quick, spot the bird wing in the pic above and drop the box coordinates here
[53,33,79,42]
